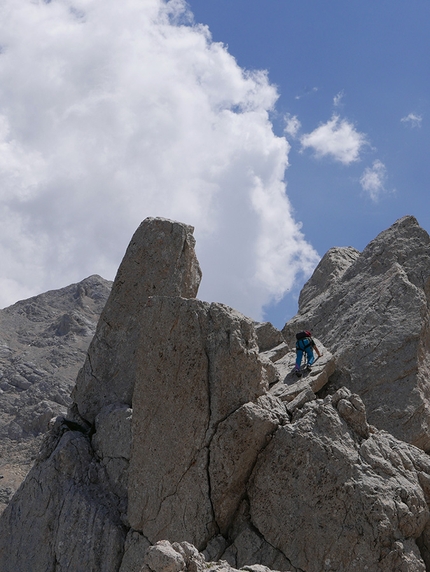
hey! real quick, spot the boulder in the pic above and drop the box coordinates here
[248,392,430,572]
[209,394,288,534]
[283,216,430,450]
[269,342,336,402]
[119,531,151,572]
[254,322,286,353]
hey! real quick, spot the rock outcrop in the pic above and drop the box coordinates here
[72,217,202,424]
[283,215,430,451]
[2,216,430,572]
[0,274,111,513]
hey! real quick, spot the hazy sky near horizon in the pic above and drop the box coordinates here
[0,0,429,327]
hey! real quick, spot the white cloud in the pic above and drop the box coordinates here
[295,86,318,100]
[0,0,319,320]
[284,113,301,138]
[401,113,422,128]
[333,90,345,107]
[360,160,387,202]
[300,115,367,165]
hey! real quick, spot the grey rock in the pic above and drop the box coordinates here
[285,387,316,415]
[128,295,274,548]
[297,246,360,313]
[144,540,186,572]
[0,428,126,572]
[3,216,430,572]
[269,342,336,402]
[221,505,294,572]
[119,530,151,572]
[283,216,430,450]
[259,343,290,363]
[248,397,430,571]
[72,218,202,424]
[209,394,288,534]
[0,274,111,512]
[203,535,229,562]
[254,322,286,353]
[332,387,370,439]
[92,403,132,501]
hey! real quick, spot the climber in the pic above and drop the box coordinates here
[295,330,321,377]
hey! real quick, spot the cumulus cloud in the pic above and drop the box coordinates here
[0,0,319,319]
[300,115,367,165]
[360,160,387,202]
[284,113,301,138]
[401,113,422,128]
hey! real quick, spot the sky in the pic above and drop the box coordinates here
[0,0,429,328]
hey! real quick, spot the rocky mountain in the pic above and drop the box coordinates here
[0,275,112,512]
[283,215,430,450]
[0,215,430,572]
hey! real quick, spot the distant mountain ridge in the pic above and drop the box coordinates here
[0,275,112,511]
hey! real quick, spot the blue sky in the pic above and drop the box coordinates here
[187,0,430,325]
[0,0,428,328]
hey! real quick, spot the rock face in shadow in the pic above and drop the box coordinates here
[283,215,430,451]
[0,274,111,513]
[2,216,430,572]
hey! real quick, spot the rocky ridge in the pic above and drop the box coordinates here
[0,274,111,512]
[283,215,430,450]
[0,216,430,571]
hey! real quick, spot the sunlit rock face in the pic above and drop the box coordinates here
[283,215,430,451]
[2,216,430,572]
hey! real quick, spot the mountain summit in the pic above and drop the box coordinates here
[1,216,430,572]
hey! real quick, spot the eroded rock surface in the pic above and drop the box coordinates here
[283,215,430,450]
[128,296,278,547]
[248,389,430,572]
[0,274,111,512]
[0,422,126,572]
[72,217,202,424]
[2,216,430,572]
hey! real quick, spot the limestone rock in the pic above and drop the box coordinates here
[0,426,126,572]
[144,540,186,572]
[332,386,370,439]
[128,295,276,548]
[92,403,132,501]
[283,216,430,450]
[0,274,111,513]
[248,395,430,571]
[3,216,430,572]
[119,531,151,572]
[209,394,288,534]
[72,218,202,424]
[269,342,336,402]
[254,322,286,353]
[254,322,289,363]
[139,539,284,572]
[297,246,360,312]
[284,387,315,415]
